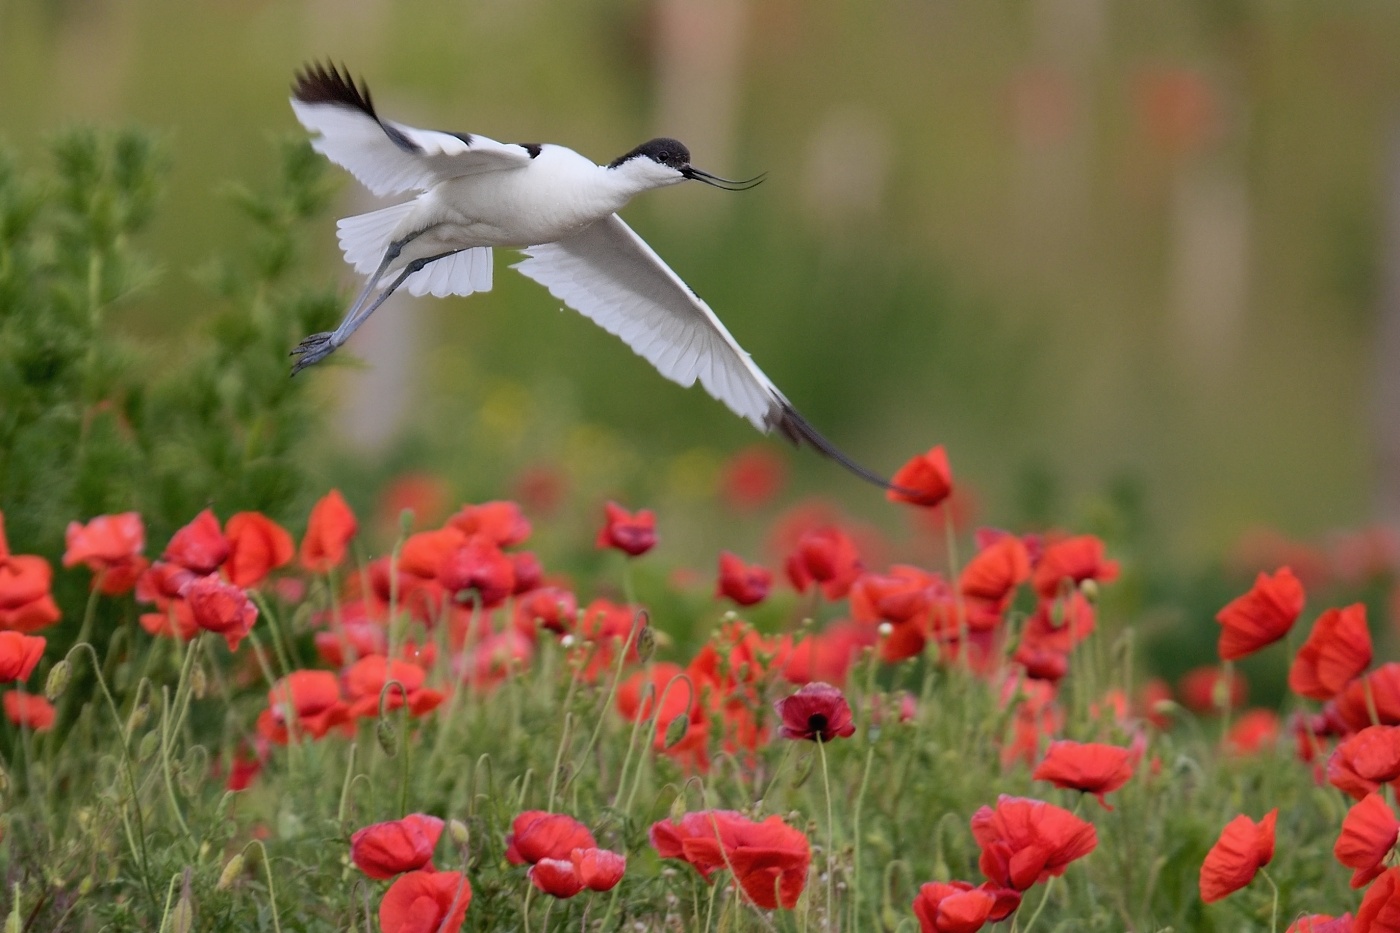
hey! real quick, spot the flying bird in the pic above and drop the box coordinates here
[289,63,898,491]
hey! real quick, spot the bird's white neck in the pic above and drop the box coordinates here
[603,158,687,201]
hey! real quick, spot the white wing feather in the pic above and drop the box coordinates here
[407,247,494,298]
[512,214,784,431]
[290,98,532,197]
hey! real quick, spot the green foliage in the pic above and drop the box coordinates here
[0,129,338,562]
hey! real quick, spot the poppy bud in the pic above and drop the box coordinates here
[170,870,194,933]
[217,853,244,891]
[127,701,150,736]
[636,624,656,663]
[190,662,208,700]
[44,660,70,701]
[448,819,470,848]
[664,712,690,750]
[138,731,160,762]
[377,718,398,757]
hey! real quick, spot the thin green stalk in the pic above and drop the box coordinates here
[1017,875,1054,933]
[817,737,835,930]
[242,840,283,933]
[547,712,574,812]
[567,611,644,787]
[1260,868,1280,933]
[158,686,193,843]
[850,742,875,931]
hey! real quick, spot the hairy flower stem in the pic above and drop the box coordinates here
[1218,659,1235,749]
[241,839,283,933]
[547,711,574,813]
[1260,868,1280,933]
[817,736,836,929]
[250,591,295,679]
[61,642,156,905]
[1016,875,1054,933]
[850,742,875,930]
[568,612,644,790]
[158,686,193,843]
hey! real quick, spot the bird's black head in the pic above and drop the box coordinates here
[608,137,691,170]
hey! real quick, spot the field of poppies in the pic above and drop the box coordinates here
[4,128,1400,933]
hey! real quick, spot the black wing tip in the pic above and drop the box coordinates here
[767,402,912,496]
[292,61,376,116]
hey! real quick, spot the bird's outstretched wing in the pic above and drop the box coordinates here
[513,214,896,489]
[290,62,536,197]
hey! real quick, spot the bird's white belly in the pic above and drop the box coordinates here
[413,169,622,252]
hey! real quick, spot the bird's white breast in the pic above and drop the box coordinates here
[409,146,634,250]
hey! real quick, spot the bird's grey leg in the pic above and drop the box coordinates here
[290,247,456,375]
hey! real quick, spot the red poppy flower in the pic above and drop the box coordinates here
[617,663,709,771]
[1214,567,1305,661]
[596,502,657,557]
[505,812,597,865]
[775,682,855,742]
[513,586,578,637]
[162,509,229,575]
[465,630,534,692]
[1291,604,1373,701]
[1328,727,1400,800]
[1335,794,1400,888]
[571,599,643,681]
[970,796,1097,891]
[720,446,787,511]
[1199,809,1277,903]
[887,445,954,508]
[183,575,258,651]
[1032,741,1135,809]
[1358,868,1400,933]
[223,512,294,588]
[1224,709,1280,756]
[961,534,1031,604]
[437,538,516,609]
[510,551,542,594]
[716,551,772,607]
[650,810,811,910]
[255,670,350,744]
[0,632,45,683]
[351,814,445,879]
[63,512,148,595]
[780,623,867,686]
[786,526,863,600]
[527,847,626,897]
[3,690,55,731]
[447,500,532,548]
[343,656,444,718]
[912,881,996,933]
[1031,535,1119,598]
[300,490,358,573]
[1287,914,1354,933]
[1178,665,1248,715]
[851,566,939,625]
[1336,664,1400,732]
[379,870,470,933]
[0,515,61,633]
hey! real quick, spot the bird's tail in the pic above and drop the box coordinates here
[768,403,911,495]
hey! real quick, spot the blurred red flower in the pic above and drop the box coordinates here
[785,526,863,599]
[437,538,516,609]
[377,472,451,531]
[573,599,643,681]
[223,512,293,588]
[0,514,61,633]
[960,534,1031,605]
[1133,67,1219,157]
[1032,741,1134,809]
[1215,567,1305,661]
[164,509,230,575]
[466,630,534,692]
[1031,535,1119,599]
[513,586,578,637]
[595,501,656,557]
[617,662,710,772]
[3,690,55,731]
[505,811,596,865]
[351,814,444,879]
[255,670,349,744]
[649,810,811,910]
[775,682,855,742]
[1328,726,1400,800]
[379,870,470,933]
[1179,666,1247,715]
[183,575,258,651]
[1199,809,1276,903]
[780,623,867,686]
[887,445,954,509]
[1287,914,1354,933]
[716,551,772,607]
[1337,664,1400,732]
[343,656,444,719]
[720,446,787,512]
[1336,793,1400,888]
[0,632,44,683]
[300,490,358,573]
[447,500,532,548]
[970,796,1096,891]
[63,512,148,595]
[1358,867,1400,933]
[912,881,996,933]
[1224,709,1281,756]
[1291,604,1372,701]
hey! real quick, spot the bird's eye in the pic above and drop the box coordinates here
[658,151,671,162]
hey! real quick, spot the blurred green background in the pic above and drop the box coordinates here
[4,0,1400,569]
